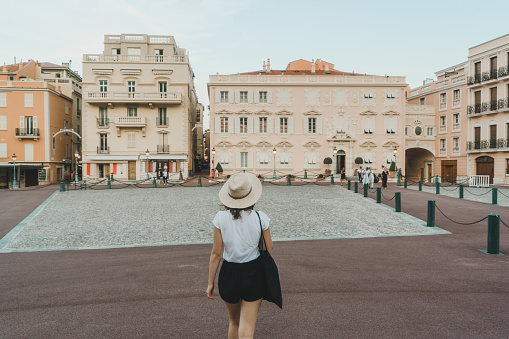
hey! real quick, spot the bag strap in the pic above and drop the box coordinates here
[256,211,267,251]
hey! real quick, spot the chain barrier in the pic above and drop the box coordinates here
[435,204,489,225]
[497,189,509,199]
[464,187,493,196]
[3,182,60,192]
[500,219,509,230]
[381,191,396,201]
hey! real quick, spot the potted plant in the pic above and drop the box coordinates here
[215,163,223,179]
[389,161,396,178]
[257,174,264,182]
[355,157,364,168]
[323,157,332,176]
[226,174,231,181]
[316,173,325,181]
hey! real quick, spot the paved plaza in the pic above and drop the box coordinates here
[1,185,447,252]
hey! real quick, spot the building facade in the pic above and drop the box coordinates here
[466,34,509,184]
[82,34,198,180]
[0,60,76,187]
[208,59,407,177]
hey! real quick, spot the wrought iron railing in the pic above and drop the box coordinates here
[499,66,508,77]
[97,146,109,154]
[490,100,498,111]
[16,128,40,137]
[157,145,170,153]
[467,138,509,151]
[156,117,168,126]
[97,117,109,126]
[467,74,482,85]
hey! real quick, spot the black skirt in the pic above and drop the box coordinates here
[218,256,265,304]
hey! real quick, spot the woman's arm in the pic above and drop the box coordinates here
[262,228,274,255]
[206,227,223,300]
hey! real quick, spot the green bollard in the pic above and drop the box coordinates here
[153,178,157,188]
[354,182,358,193]
[376,187,381,203]
[427,200,435,227]
[459,184,464,199]
[348,180,351,190]
[60,179,65,192]
[404,178,407,189]
[395,192,401,212]
[198,176,202,187]
[330,175,334,186]
[492,188,498,205]
[487,214,500,254]
[110,173,114,181]
[435,180,440,194]
[287,175,291,186]
[190,169,193,177]
[419,180,422,191]
[304,170,307,179]
[364,184,368,197]
[107,178,111,189]
[179,171,183,180]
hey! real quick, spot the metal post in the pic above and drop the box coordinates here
[330,175,334,186]
[179,171,183,180]
[304,170,307,179]
[487,214,500,255]
[419,180,422,191]
[190,169,193,177]
[492,188,498,205]
[354,181,358,193]
[395,192,401,212]
[60,179,65,192]
[273,152,276,179]
[364,184,368,197]
[459,184,463,199]
[12,162,16,189]
[287,175,291,186]
[198,176,202,187]
[435,179,440,194]
[376,187,381,203]
[107,178,111,189]
[404,178,407,189]
[427,200,435,227]
[396,170,401,186]
[348,180,351,190]
[152,177,157,188]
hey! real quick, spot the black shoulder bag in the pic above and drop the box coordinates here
[256,211,283,309]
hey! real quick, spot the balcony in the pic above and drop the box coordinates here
[77,108,81,117]
[467,73,482,86]
[15,128,40,139]
[86,91,182,105]
[466,138,509,152]
[157,145,170,153]
[499,66,509,78]
[156,117,168,127]
[440,148,446,155]
[97,146,109,154]
[467,100,509,116]
[83,54,188,63]
[114,116,147,136]
[97,117,109,128]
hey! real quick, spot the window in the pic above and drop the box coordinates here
[308,117,316,134]
[440,139,446,155]
[220,117,228,133]
[490,87,497,110]
[159,81,167,93]
[220,91,228,103]
[100,80,107,97]
[8,76,14,81]
[155,49,164,62]
[240,152,248,168]
[65,102,69,115]
[77,98,81,116]
[362,117,374,134]
[386,93,395,99]
[99,107,108,126]
[440,93,447,110]
[453,89,460,107]
[427,127,434,136]
[0,143,6,158]
[128,81,136,97]
[364,93,373,99]
[280,117,288,134]
[158,107,167,126]
[440,116,446,132]
[128,134,136,148]
[259,117,267,134]
[490,124,497,148]
[0,93,6,107]
[0,116,6,130]
[506,159,509,175]
[100,134,108,152]
[453,113,460,130]
[405,126,409,136]
[280,153,289,164]
[240,117,248,133]
[127,47,141,61]
[112,48,120,55]
[453,137,459,153]
[420,97,425,105]
[474,126,481,149]
[240,91,248,103]
[24,93,33,107]
[128,107,137,117]
[259,91,268,103]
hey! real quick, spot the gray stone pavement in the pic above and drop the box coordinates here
[406,183,509,206]
[1,185,447,252]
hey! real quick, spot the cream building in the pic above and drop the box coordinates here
[208,59,407,177]
[82,34,198,180]
[466,34,509,184]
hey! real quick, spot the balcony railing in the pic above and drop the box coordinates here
[83,54,188,63]
[467,138,509,152]
[156,117,168,126]
[157,145,170,153]
[115,116,146,126]
[467,73,482,85]
[453,123,460,130]
[440,125,446,132]
[16,128,40,138]
[97,117,109,127]
[440,102,446,110]
[467,67,509,85]
[490,100,498,111]
[499,66,509,77]
[453,99,460,107]
[87,92,182,103]
[440,148,446,155]
[97,146,109,154]
[453,147,460,153]
[468,99,509,115]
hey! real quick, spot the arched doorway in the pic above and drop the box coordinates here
[335,150,345,174]
[476,156,494,184]
[405,148,435,182]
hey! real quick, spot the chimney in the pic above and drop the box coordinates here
[263,61,267,73]
[311,59,316,74]
[19,61,23,70]
[267,58,271,72]
[62,62,70,68]
[2,63,6,72]
[325,64,330,74]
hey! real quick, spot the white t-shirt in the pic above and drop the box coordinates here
[213,210,270,263]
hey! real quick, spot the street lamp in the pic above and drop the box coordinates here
[394,147,401,186]
[145,149,150,179]
[74,152,80,183]
[211,147,216,177]
[12,153,17,189]
[273,147,277,179]
[333,147,338,177]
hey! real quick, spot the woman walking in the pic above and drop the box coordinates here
[340,168,346,185]
[207,172,274,339]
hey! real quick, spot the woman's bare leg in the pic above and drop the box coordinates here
[238,298,263,339]
[225,301,241,339]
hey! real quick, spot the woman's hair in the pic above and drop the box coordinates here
[222,204,255,220]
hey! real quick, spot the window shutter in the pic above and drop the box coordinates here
[33,116,38,129]
[317,117,322,134]
[215,116,221,133]
[236,151,241,169]
[228,117,234,134]
[248,116,254,134]
[25,143,34,161]
[20,116,24,129]
[288,117,294,134]
[391,117,397,133]
[235,90,240,104]
[235,117,240,134]
[24,93,33,107]
[0,116,6,130]
[275,117,280,135]
[303,117,308,134]
[254,117,259,134]
[228,91,234,104]
[267,116,273,134]
[215,90,221,103]
[248,91,253,104]
[254,91,259,103]
[0,143,7,158]
[267,90,273,104]
[0,93,6,107]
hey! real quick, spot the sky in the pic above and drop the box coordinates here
[1,0,508,128]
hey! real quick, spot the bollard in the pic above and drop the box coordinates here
[190,169,193,177]
[198,176,202,187]
[395,192,401,212]
[110,173,114,181]
[376,187,381,203]
[348,180,351,190]
[330,175,334,186]
[492,188,498,205]
[304,170,308,179]
[152,178,157,188]
[487,214,500,254]
[60,179,65,192]
[287,175,291,186]
[354,181,358,193]
[435,180,440,194]
[404,178,407,189]
[419,180,422,191]
[459,184,463,199]
[179,171,183,180]
[364,184,368,197]
[427,200,435,227]
[107,178,111,189]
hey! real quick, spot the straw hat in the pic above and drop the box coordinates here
[219,172,262,209]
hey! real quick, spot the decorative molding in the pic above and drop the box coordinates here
[360,110,377,115]
[121,69,141,75]
[235,141,253,148]
[303,141,320,148]
[275,110,293,115]
[333,89,348,107]
[216,140,234,147]
[276,89,292,107]
[255,110,271,115]
[152,69,173,75]
[235,110,253,115]
[305,89,320,107]
[303,110,321,115]
[92,69,113,75]
[382,110,399,115]
[216,109,233,115]
[275,141,293,148]
[256,141,273,148]
[360,141,377,147]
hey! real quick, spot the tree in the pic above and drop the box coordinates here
[215,163,223,172]
[323,157,332,165]
[389,161,396,172]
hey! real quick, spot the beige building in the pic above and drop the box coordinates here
[208,59,407,178]
[466,34,509,184]
[82,34,198,180]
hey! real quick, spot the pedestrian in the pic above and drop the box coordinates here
[369,167,374,189]
[358,166,363,182]
[163,170,168,185]
[207,172,275,338]
[362,167,369,187]
[340,168,346,185]
[381,165,388,188]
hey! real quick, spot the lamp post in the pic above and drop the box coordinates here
[145,149,150,179]
[74,152,80,183]
[394,147,401,186]
[12,153,17,189]
[333,147,338,177]
[273,147,277,179]
[211,147,216,177]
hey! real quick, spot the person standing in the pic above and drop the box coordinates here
[381,165,388,188]
[363,167,370,187]
[163,170,168,185]
[369,167,374,189]
[340,168,346,185]
[207,173,274,338]
[358,166,363,182]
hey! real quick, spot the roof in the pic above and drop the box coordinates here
[236,69,363,76]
